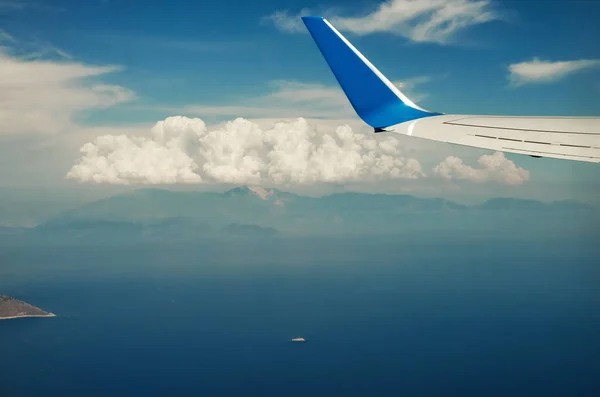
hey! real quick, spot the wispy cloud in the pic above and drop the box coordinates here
[0,30,15,42]
[179,77,431,121]
[85,31,250,54]
[263,8,313,34]
[0,1,26,11]
[508,58,600,86]
[180,81,355,120]
[0,0,63,13]
[0,42,135,136]
[265,0,503,45]
[433,151,529,185]
[15,41,73,61]
[392,76,432,102]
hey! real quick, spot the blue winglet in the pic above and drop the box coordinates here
[301,16,440,129]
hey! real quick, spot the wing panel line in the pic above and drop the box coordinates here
[467,133,597,148]
[444,121,600,135]
[501,147,600,160]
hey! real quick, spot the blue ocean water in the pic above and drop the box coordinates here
[1,237,599,397]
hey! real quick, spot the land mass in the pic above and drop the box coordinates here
[0,295,55,320]
[0,186,597,243]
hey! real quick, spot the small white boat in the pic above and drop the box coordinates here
[291,337,306,342]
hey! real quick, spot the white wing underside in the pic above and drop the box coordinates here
[301,17,600,164]
[387,115,600,163]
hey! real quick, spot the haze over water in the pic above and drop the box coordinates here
[1,237,598,397]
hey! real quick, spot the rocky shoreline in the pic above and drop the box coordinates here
[0,295,55,320]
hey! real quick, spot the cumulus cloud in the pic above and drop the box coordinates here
[266,0,501,44]
[508,58,600,86]
[67,116,425,185]
[0,44,135,135]
[433,151,529,185]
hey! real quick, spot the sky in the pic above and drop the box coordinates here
[0,0,599,204]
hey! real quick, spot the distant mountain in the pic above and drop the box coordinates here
[0,226,26,235]
[22,186,598,241]
[0,197,71,227]
[477,197,593,211]
[0,188,106,227]
[223,223,280,237]
[38,186,284,229]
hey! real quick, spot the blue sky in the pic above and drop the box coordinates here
[5,0,599,117]
[0,0,599,203]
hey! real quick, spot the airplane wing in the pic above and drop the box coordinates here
[301,16,600,163]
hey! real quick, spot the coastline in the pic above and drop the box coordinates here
[0,313,56,321]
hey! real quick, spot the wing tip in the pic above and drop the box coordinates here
[301,16,325,22]
[300,14,438,128]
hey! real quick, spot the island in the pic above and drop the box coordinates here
[0,295,55,320]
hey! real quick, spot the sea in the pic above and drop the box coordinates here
[1,236,599,397]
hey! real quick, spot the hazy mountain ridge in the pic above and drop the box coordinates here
[8,186,591,241]
[0,188,118,227]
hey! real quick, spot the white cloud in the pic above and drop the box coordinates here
[0,1,24,11]
[0,122,154,187]
[392,76,432,102]
[433,151,529,185]
[508,58,600,86]
[266,0,501,44]
[67,116,425,185]
[0,1,62,13]
[0,30,15,42]
[181,80,354,120]
[0,45,135,135]
[180,78,430,121]
[263,8,313,34]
